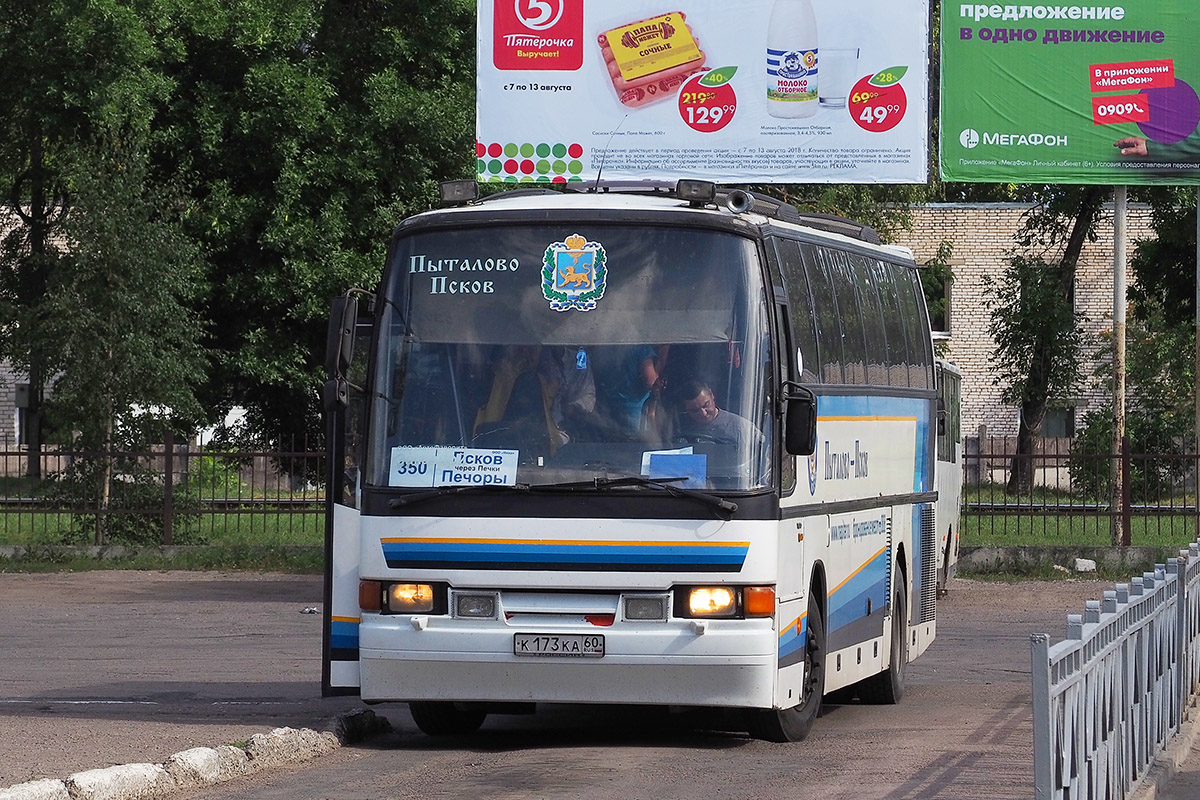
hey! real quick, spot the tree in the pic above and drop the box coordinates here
[983,187,1105,493]
[46,136,206,543]
[0,0,186,478]
[154,0,476,445]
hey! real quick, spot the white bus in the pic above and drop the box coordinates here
[935,359,963,594]
[322,181,948,741]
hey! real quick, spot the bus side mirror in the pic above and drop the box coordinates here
[325,295,359,377]
[784,384,817,456]
[937,397,947,436]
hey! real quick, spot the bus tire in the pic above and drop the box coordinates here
[409,701,487,736]
[748,593,824,742]
[859,581,907,705]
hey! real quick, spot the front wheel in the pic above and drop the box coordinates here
[859,581,908,705]
[409,702,487,736]
[748,593,825,742]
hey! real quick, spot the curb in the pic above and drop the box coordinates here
[0,709,391,800]
[1131,696,1200,800]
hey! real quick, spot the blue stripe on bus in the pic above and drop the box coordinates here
[380,539,750,572]
[827,548,890,636]
[329,618,359,652]
[778,547,890,665]
[779,613,808,667]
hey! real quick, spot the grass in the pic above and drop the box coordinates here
[962,513,1200,548]
[3,480,1199,574]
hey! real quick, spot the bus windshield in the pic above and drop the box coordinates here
[366,223,773,492]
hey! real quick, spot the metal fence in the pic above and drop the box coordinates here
[0,435,325,547]
[1031,542,1200,800]
[965,436,1199,545]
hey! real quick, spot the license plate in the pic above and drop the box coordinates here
[513,633,605,658]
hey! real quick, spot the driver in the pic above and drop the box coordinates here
[678,379,761,450]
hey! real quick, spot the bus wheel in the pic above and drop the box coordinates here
[748,594,824,742]
[409,702,487,736]
[859,582,908,705]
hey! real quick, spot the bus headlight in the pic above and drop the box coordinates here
[687,587,738,618]
[387,583,435,613]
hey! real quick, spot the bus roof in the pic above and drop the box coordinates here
[400,184,906,262]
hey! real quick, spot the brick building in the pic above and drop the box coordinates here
[894,202,1154,442]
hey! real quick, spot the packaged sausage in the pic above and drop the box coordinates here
[597,12,707,109]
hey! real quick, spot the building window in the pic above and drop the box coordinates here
[1042,407,1075,439]
[922,257,958,336]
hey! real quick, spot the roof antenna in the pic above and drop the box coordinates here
[592,114,629,191]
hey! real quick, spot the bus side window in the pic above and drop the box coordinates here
[892,263,933,389]
[799,243,844,384]
[771,239,819,384]
[870,259,911,388]
[824,249,868,385]
[850,253,889,387]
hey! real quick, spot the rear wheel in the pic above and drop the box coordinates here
[409,702,487,736]
[748,593,825,742]
[859,580,908,705]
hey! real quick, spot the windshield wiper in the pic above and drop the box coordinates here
[534,475,738,517]
[389,483,531,508]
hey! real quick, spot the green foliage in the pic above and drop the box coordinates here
[46,456,203,546]
[1069,407,1191,503]
[1069,303,1195,502]
[1129,186,1199,329]
[183,455,247,500]
[983,256,1085,409]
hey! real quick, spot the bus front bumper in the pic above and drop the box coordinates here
[358,615,780,709]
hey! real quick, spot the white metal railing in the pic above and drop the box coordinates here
[1032,542,1200,800]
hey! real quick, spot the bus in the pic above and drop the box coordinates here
[322,180,949,742]
[935,359,963,594]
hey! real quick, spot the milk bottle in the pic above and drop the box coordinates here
[766,0,819,118]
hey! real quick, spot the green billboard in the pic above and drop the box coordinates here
[941,2,1200,184]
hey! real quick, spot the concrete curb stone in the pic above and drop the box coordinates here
[0,709,391,800]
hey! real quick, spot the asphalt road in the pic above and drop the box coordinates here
[0,571,1124,799]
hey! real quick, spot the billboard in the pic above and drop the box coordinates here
[941,2,1200,184]
[477,0,930,185]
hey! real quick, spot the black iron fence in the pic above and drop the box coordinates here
[964,435,1200,546]
[0,434,325,548]
[4,434,1198,549]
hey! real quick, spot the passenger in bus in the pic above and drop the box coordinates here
[537,345,596,442]
[597,344,668,438]
[677,379,761,450]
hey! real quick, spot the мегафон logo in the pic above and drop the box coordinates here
[959,128,1068,149]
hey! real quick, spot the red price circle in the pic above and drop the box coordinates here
[847,76,907,133]
[678,72,737,133]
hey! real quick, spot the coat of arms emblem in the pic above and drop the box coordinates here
[541,233,607,311]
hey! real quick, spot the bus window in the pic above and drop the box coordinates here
[870,259,910,388]
[369,225,773,491]
[892,262,933,389]
[824,249,868,385]
[850,254,889,386]
[800,243,843,384]
[771,238,819,383]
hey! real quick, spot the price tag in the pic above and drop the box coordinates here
[848,72,908,133]
[678,68,738,133]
